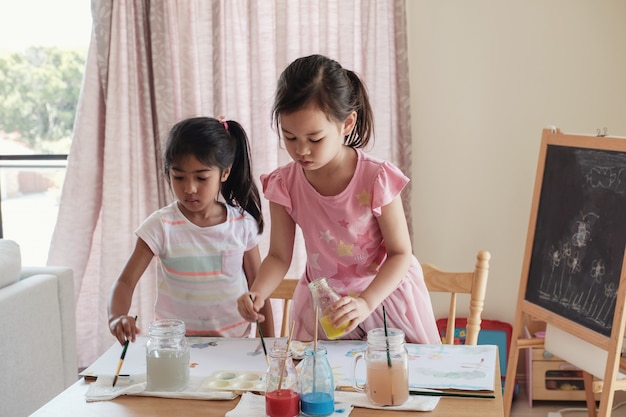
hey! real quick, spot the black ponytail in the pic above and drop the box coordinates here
[221,120,264,234]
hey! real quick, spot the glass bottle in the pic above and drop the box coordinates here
[146,319,190,392]
[299,346,335,416]
[265,347,300,417]
[352,327,409,406]
[308,277,349,339]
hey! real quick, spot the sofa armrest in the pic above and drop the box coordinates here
[21,266,72,281]
[21,266,77,387]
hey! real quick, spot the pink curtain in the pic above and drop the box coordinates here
[48,0,412,368]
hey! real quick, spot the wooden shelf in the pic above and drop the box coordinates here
[525,319,600,404]
[530,350,592,401]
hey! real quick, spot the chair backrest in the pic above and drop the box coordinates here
[422,250,490,345]
[269,278,299,337]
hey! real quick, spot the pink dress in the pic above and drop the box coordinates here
[261,150,441,344]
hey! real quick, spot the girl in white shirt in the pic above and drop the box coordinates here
[108,116,273,345]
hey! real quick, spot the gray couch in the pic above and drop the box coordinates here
[0,239,77,417]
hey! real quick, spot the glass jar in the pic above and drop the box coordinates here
[352,327,409,406]
[265,347,300,417]
[146,319,190,392]
[308,277,349,339]
[299,346,335,416]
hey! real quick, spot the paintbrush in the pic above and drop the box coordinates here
[383,305,391,367]
[314,306,319,353]
[277,321,296,390]
[410,389,496,399]
[336,385,496,399]
[250,294,269,365]
[112,315,137,387]
[382,305,393,404]
[313,306,319,393]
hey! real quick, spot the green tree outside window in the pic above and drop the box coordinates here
[0,46,86,154]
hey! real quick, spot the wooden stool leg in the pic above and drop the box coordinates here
[582,371,597,417]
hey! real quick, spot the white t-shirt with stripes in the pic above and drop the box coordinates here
[136,201,260,337]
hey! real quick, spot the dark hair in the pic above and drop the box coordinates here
[163,117,263,233]
[272,54,374,148]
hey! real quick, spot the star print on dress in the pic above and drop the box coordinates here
[332,263,360,280]
[355,188,371,206]
[335,240,354,257]
[357,212,370,225]
[355,230,372,249]
[338,219,349,228]
[320,230,334,243]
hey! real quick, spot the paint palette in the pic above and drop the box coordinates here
[290,340,313,359]
[201,370,266,393]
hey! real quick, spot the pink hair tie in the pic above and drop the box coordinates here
[217,115,229,131]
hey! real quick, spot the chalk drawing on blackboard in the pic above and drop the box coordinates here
[572,212,598,248]
[538,211,599,306]
[505,130,626,417]
[585,166,623,191]
[525,145,626,338]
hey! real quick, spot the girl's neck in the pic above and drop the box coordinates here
[304,147,357,196]
[177,200,227,227]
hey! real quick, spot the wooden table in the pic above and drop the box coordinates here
[31,365,503,417]
[32,339,504,417]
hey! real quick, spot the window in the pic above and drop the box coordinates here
[0,0,91,264]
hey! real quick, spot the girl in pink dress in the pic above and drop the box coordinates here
[238,55,440,344]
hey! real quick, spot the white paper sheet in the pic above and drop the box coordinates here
[321,341,497,392]
[81,336,277,379]
[81,337,497,392]
[544,324,626,380]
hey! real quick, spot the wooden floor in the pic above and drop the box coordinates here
[510,385,626,417]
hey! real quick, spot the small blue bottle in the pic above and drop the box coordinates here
[299,346,334,416]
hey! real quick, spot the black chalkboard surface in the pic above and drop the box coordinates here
[505,129,626,417]
[524,143,626,337]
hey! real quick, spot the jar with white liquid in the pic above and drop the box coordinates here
[146,319,190,391]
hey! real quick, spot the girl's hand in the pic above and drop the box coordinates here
[330,296,372,334]
[237,292,266,323]
[109,315,140,346]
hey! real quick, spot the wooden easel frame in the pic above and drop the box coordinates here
[503,128,626,417]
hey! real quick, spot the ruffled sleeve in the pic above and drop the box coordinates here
[371,161,409,216]
[260,168,292,210]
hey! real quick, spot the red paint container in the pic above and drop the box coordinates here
[265,389,300,417]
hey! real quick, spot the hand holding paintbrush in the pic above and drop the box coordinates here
[249,294,269,365]
[113,315,137,387]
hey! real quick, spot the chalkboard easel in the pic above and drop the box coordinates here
[503,128,626,417]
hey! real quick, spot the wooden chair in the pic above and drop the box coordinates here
[269,278,299,337]
[422,250,490,345]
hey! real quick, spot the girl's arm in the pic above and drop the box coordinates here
[108,237,154,345]
[243,245,275,337]
[237,202,295,322]
[332,196,413,332]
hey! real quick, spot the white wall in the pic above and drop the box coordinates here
[406,1,626,325]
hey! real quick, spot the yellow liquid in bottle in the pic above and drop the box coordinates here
[319,315,349,339]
